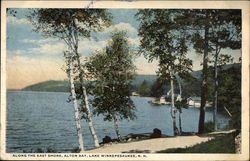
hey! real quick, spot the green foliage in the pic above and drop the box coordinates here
[7,8,17,17]
[158,133,236,153]
[173,9,241,134]
[138,80,150,97]
[217,65,241,130]
[21,75,157,93]
[136,9,193,136]
[136,9,193,82]
[175,99,188,112]
[28,9,112,39]
[85,30,136,121]
[150,78,164,97]
[182,77,201,97]
[203,121,215,133]
[206,67,216,102]
[132,75,157,89]
[28,8,113,126]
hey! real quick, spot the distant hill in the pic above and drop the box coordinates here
[22,63,240,92]
[22,75,158,92]
[190,63,240,79]
[133,74,158,87]
[22,80,70,92]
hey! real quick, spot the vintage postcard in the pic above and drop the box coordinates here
[1,0,249,160]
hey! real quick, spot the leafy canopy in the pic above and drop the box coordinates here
[136,9,193,82]
[85,30,136,121]
[28,9,112,39]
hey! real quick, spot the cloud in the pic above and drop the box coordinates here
[127,37,140,48]
[8,50,24,55]
[102,22,138,37]
[30,42,66,55]
[7,16,30,26]
[7,56,67,89]
[78,38,107,55]
[21,38,58,44]
[135,56,158,75]
[8,41,66,57]
[12,37,107,57]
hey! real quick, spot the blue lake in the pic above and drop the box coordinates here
[6,91,229,153]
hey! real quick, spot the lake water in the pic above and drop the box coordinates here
[6,91,229,153]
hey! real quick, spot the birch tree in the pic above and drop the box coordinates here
[85,31,136,141]
[64,51,85,151]
[136,10,192,136]
[28,9,112,148]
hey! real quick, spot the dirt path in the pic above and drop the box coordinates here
[86,135,213,153]
[86,130,236,153]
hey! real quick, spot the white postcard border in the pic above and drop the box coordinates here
[1,1,249,160]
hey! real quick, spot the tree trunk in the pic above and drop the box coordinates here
[176,75,182,96]
[83,87,100,147]
[213,47,219,131]
[170,72,179,136]
[198,25,209,134]
[179,112,182,133]
[68,57,85,152]
[74,47,100,147]
[176,75,182,134]
[113,114,122,141]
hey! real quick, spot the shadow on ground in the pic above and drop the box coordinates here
[122,150,151,153]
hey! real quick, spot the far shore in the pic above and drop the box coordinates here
[7,90,158,99]
[131,96,156,99]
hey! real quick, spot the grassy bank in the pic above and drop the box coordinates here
[157,133,236,153]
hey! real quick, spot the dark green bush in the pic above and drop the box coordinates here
[203,121,215,133]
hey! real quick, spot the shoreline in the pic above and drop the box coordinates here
[86,130,236,153]
[87,135,213,153]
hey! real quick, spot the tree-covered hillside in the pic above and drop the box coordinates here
[22,80,70,92]
[22,63,240,95]
[22,75,158,92]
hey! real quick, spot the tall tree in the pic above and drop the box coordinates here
[188,11,212,134]
[150,78,164,98]
[28,9,112,150]
[175,75,184,134]
[217,65,241,130]
[177,9,241,133]
[174,30,193,134]
[136,10,192,136]
[85,31,136,141]
[138,80,150,96]
[64,51,85,151]
[208,10,241,130]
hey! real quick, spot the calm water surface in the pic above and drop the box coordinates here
[6,91,229,153]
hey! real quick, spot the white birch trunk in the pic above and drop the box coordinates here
[176,75,182,133]
[170,72,179,136]
[69,57,85,152]
[82,86,100,147]
[113,115,122,141]
[74,46,100,147]
[176,75,182,97]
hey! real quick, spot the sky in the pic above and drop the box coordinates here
[6,9,241,89]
